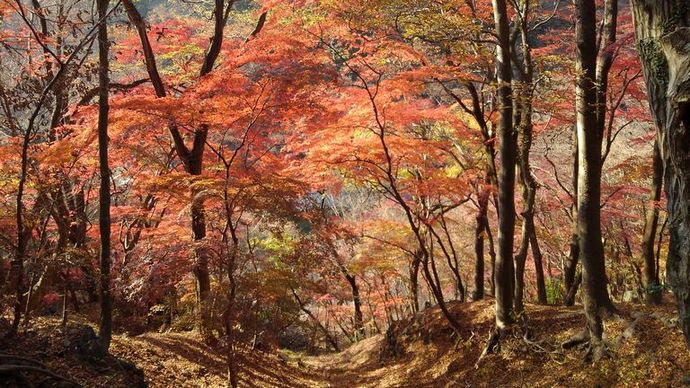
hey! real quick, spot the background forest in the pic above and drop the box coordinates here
[1,0,690,386]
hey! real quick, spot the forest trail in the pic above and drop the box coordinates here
[3,299,690,387]
[111,332,327,387]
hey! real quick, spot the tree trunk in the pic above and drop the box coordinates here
[191,188,211,329]
[574,0,615,358]
[530,230,547,304]
[492,0,516,328]
[631,0,690,345]
[512,3,548,309]
[563,127,579,304]
[487,216,497,296]
[345,274,364,340]
[641,140,663,304]
[96,0,112,353]
[291,288,340,352]
[409,253,421,313]
[564,272,582,306]
[473,191,489,300]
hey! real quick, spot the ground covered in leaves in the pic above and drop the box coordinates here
[2,298,689,387]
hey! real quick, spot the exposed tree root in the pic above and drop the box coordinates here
[562,307,643,363]
[0,353,81,387]
[561,326,609,362]
[475,314,533,368]
[561,328,590,349]
[0,353,45,365]
[475,326,502,368]
[614,312,645,346]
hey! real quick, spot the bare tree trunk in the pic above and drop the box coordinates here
[531,230,547,304]
[97,0,112,352]
[574,0,615,359]
[409,254,421,313]
[473,191,489,300]
[291,288,340,352]
[6,113,31,339]
[492,0,516,328]
[631,0,690,344]
[487,216,497,296]
[345,274,364,340]
[512,0,547,311]
[563,127,580,304]
[641,140,663,304]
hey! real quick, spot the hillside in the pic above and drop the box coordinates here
[2,299,688,387]
[307,299,689,387]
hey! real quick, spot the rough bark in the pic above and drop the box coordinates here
[631,0,690,345]
[492,0,516,328]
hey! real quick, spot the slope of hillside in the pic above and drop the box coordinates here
[2,299,688,387]
[0,314,325,387]
[307,299,689,387]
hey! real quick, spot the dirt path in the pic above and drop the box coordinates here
[112,332,332,387]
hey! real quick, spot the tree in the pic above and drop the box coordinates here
[511,0,554,311]
[96,0,112,352]
[641,140,663,304]
[631,0,690,344]
[491,0,516,329]
[119,0,266,339]
[568,0,616,360]
[1,0,115,336]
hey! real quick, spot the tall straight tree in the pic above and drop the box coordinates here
[492,0,516,329]
[564,0,618,306]
[96,0,112,352]
[630,0,690,344]
[570,0,615,360]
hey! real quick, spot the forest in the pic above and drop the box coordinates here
[1,0,690,386]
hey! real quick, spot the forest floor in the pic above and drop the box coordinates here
[2,298,689,387]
